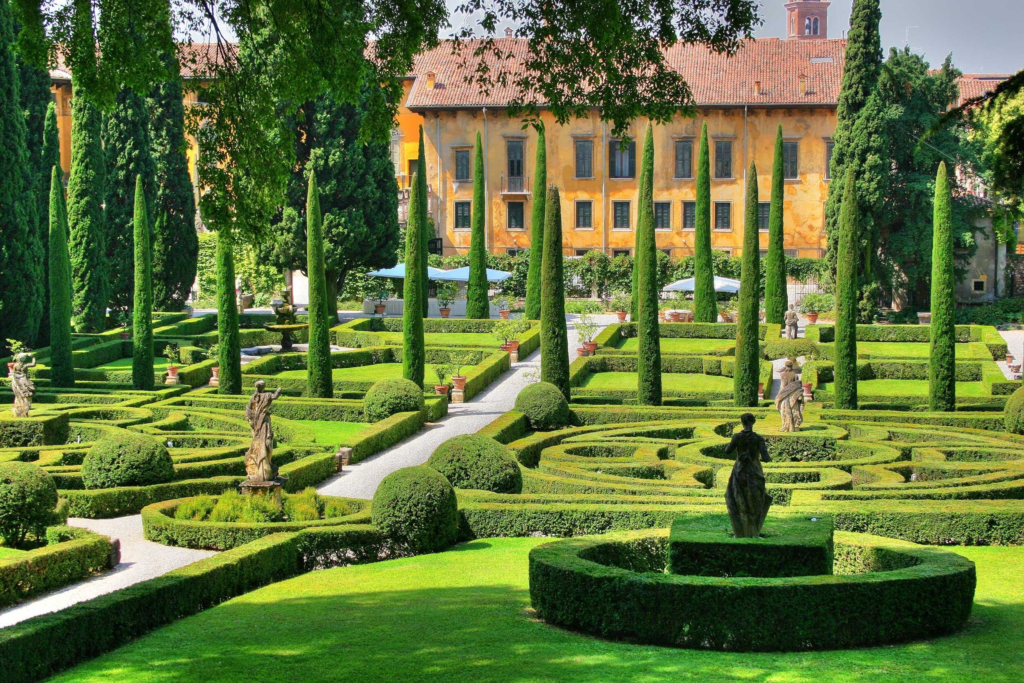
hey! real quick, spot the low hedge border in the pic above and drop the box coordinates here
[0,412,71,448]
[528,528,975,651]
[330,317,542,357]
[0,526,114,610]
[568,355,774,398]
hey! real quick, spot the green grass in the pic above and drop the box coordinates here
[274,363,476,386]
[96,356,173,370]
[582,371,735,392]
[0,546,26,559]
[617,337,735,354]
[820,379,992,396]
[854,342,994,360]
[374,332,500,347]
[289,420,369,446]
[50,537,1024,683]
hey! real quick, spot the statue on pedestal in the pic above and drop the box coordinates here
[244,380,283,482]
[724,413,772,538]
[784,305,799,340]
[775,360,804,433]
[10,354,37,418]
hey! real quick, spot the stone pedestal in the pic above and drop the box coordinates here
[510,349,519,363]
[451,388,465,404]
[164,374,181,385]
[239,477,287,503]
[335,447,352,472]
[107,538,121,569]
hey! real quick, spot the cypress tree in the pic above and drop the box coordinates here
[540,185,571,399]
[466,131,490,319]
[834,169,860,410]
[34,103,61,347]
[216,228,242,394]
[402,168,426,388]
[524,124,546,320]
[636,124,662,406]
[0,0,42,350]
[306,174,333,399]
[693,123,718,323]
[105,87,156,313]
[764,125,788,324]
[734,161,761,408]
[19,51,51,346]
[67,1,108,332]
[131,176,154,390]
[929,162,956,412]
[149,55,198,311]
[48,166,74,388]
[416,127,429,319]
[42,104,61,221]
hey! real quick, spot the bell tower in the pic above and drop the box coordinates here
[785,0,830,40]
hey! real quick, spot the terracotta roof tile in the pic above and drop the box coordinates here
[956,74,1011,106]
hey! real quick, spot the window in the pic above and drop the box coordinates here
[682,201,697,230]
[575,140,593,178]
[506,248,525,256]
[575,249,592,257]
[655,202,672,231]
[609,140,636,179]
[783,141,799,179]
[785,249,799,258]
[660,249,673,258]
[716,249,733,258]
[576,201,593,229]
[507,201,525,230]
[805,17,812,35]
[715,141,732,178]
[760,250,769,259]
[714,202,731,231]
[758,202,771,232]
[454,201,471,230]
[613,201,631,229]
[825,140,835,180]
[973,280,987,293]
[455,150,470,181]
[813,17,820,35]
[612,249,632,258]
[408,159,418,177]
[674,140,693,179]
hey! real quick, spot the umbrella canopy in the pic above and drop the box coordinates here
[431,266,511,283]
[366,264,449,279]
[664,276,742,294]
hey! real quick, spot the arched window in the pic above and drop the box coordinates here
[791,16,796,36]
[813,17,820,35]
[805,17,812,35]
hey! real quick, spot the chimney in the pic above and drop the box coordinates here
[504,27,513,37]
[754,80,762,96]
[799,74,808,96]
[425,71,436,90]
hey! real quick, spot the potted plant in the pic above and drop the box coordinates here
[206,343,220,386]
[800,293,834,325]
[492,295,511,320]
[576,313,599,356]
[450,360,468,391]
[433,363,452,396]
[164,343,182,383]
[369,284,390,316]
[611,292,632,322]
[115,310,131,340]
[5,339,27,374]
[436,281,460,319]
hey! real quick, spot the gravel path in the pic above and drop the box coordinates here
[999,330,1023,379]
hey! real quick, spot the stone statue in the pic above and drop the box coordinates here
[10,353,37,418]
[244,380,283,482]
[724,413,772,538]
[774,360,804,433]
[784,305,799,340]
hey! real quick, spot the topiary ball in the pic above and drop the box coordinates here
[1006,386,1024,434]
[364,378,425,422]
[371,466,458,553]
[427,435,522,494]
[0,462,59,547]
[81,431,175,489]
[514,381,570,430]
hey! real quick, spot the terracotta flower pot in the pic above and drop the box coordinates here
[758,382,765,398]
[500,343,514,353]
[509,340,521,351]
[451,376,467,390]
[802,382,813,399]
[807,313,819,324]
[499,310,510,320]
[168,366,179,378]
[583,341,598,354]
[577,347,588,357]
[434,385,449,396]
[616,311,627,322]
[374,304,386,315]
[440,308,451,319]
[119,331,130,341]
[1007,354,1014,365]
[668,311,681,322]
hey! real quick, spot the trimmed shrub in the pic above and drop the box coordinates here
[467,131,490,319]
[693,123,718,323]
[305,175,333,399]
[524,125,546,320]
[515,382,570,430]
[363,378,425,422]
[427,435,522,494]
[930,162,956,412]
[540,186,571,398]
[635,124,662,406]
[734,161,761,407]
[371,466,458,553]
[132,175,155,390]
[834,169,859,409]
[81,432,175,489]
[48,166,75,387]
[1004,386,1024,434]
[0,462,59,547]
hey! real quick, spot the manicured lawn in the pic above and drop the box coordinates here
[375,331,501,347]
[289,420,368,447]
[855,342,994,360]
[582,371,735,393]
[96,356,173,370]
[275,363,475,386]
[617,337,735,354]
[50,538,1024,683]
[819,379,992,396]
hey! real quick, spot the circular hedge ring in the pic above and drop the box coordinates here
[81,431,175,489]
[364,378,425,422]
[427,435,522,493]
[514,382,570,430]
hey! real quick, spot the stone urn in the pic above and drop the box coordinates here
[616,311,627,323]
[165,365,181,385]
[210,366,220,387]
[440,308,451,319]
[237,292,255,313]
[802,382,813,400]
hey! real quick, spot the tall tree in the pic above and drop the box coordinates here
[834,169,860,410]
[67,0,108,332]
[48,166,74,387]
[104,87,156,313]
[417,127,430,318]
[764,125,788,325]
[215,226,242,395]
[148,53,198,311]
[524,123,546,320]
[635,124,662,406]
[306,174,333,399]
[131,176,154,391]
[0,0,42,351]
[402,168,426,388]
[34,103,61,346]
[734,161,760,408]
[929,162,956,412]
[466,132,490,319]
[540,185,570,400]
[267,89,399,319]
[693,123,717,323]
